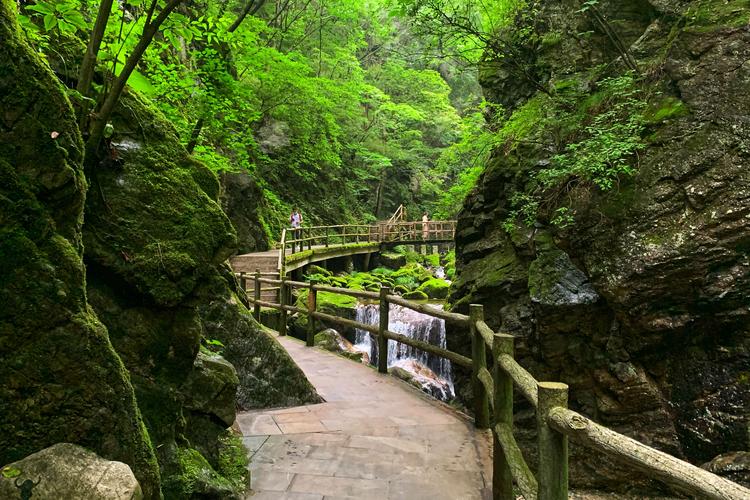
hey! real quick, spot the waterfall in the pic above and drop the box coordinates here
[354,303,455,400]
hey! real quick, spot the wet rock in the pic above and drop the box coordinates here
[0,444,142,500]
[390,359,454,400]
[314,328,364,361]
[702,452,750,488]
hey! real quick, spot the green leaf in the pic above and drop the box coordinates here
[43,13,57,31]
[63,11,87,30]
[2,466,21,479]
[26,3,53,15]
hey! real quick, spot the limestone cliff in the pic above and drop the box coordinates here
[449,0,750,491]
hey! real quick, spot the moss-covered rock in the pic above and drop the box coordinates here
[197,269,321,409]
[80,74,318,495]
[378,251,407,269]
[0,2,159,496]
[181,352,239,427]
[402,290,429,301]
[417,279,450,299]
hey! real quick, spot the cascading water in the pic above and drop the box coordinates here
[353,303,455,400]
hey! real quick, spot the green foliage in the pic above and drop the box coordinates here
[503,73,649,231]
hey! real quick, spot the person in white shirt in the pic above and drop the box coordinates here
[290,208,303,239]
[422,212,429,240]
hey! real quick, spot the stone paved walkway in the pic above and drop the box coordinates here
[239,335,492,499]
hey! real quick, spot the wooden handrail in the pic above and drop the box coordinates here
[241,282,750,500]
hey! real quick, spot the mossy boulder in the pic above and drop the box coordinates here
[181,352,239,427]
[378,252,407,269]
[196,269,321,409]
[314,328,364,362]
[417,279,450,299]
[0,2,159,496]
[80,76,317,495]
[402,290,429,301]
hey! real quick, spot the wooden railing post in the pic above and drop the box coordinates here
[378,286,390,374]
[239,272,247,293]
[279,279,288,336]
[493,333,515,500]
[470,304,490,429]
[253,269,261,321]
[307,227,312,250]
[306,283,316,347]
[538,382,569,500]
[325,226,329,247]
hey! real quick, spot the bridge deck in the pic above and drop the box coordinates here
[238,335,492,499]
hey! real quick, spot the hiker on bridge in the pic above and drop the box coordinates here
[290,208,303,239]
[422,211,430,240]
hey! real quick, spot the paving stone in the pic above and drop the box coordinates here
[242,335,491,500]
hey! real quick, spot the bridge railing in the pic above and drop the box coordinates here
[238,278,749,500]
[278,221,456,275]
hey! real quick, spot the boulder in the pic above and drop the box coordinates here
[702,452,750,489]
[403,290,429,301]
[181,352,239,427]
[417,279,450,299]
[0,444,142,500]
[314,328,364,361]
[378,252,407,269]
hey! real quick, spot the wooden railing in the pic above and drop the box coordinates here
[278,220,456,274]
[238,277,750,500]
[387,204,406,224]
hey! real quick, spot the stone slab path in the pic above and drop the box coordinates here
[239,335,492,500]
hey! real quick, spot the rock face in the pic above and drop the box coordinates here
[0,443,142,500]
[82,90,319,495]
[0,2,159,496]
[220,171,271,254]
[449,0,750,492]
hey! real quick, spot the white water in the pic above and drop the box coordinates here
[353,303,455,400]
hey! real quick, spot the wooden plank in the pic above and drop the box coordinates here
[498,353,539,408]
[475,320,494,350]
[251,299,282,309]
[258,277,283,285]
[477,366,495,411]
[385,294,470,325]
[382,329,473,368]
[311,310,379,334]
[494,422,539,500]
[548,407,750,500]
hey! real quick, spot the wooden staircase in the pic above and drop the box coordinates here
[229,252,280,301]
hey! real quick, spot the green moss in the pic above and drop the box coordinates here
[298,290,357,310]
[403,290,429,300]
[162,446,241,499]
[0,2,160,496]
[417,278,450,299]
[644,96,689,124]
[216,432,250,494]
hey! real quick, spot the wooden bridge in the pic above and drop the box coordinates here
[239,278,750,499]
[230,209,456,291]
